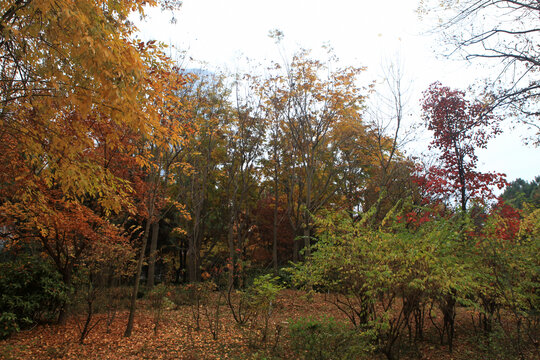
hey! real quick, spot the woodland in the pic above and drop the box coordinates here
[0,1,539,359]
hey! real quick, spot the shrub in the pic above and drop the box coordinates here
[288,316,374,360]
[0,313,21,340]
[276,267,294,288]
[147,284,173,335]
[228,274,283,327]
[171,282,217,330]
[0,255,69,338]
[243,274,284,346]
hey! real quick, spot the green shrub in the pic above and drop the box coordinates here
[0,255,69,338]
[288,316,374,360]
[169,285,198,308]
[246,274,283,312]
[147,284,173,335]
[276,267,294,288]
[0,312,21,339]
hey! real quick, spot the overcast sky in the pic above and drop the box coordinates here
[135,0,539,183]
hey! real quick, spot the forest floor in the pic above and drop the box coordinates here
[0,289,537,360]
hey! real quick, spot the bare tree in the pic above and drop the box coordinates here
[420,0,540,142]
[362,58,418,222]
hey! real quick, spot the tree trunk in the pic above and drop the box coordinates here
[303,165,312,259]
[293,237,299,263]
[455,146,467,212]
[187,237,197,283]
[227,210,236,290]
[188,171,206,283]
[147,221,159,288]
[187,206,201,283]
[124,218,152,337]
[272,193,279,273]
[272,134,280,273]
[57,267,73,325]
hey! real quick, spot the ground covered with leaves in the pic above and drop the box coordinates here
[1,289,537,360]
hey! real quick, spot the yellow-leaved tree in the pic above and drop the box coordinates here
[0,0,185,327]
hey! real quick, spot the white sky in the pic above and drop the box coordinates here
[135,0,539,183]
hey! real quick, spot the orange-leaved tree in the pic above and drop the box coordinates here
[0,0,184,325]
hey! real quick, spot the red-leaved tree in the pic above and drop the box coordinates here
[421,82,507,212]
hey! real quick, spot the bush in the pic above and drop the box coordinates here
[0,313,21,340]
[288,316,374,360]
[171,282,217,330]
[243,274,284,346]
[246,274,283,313]
[169,285,198,308]
[276,267,294,288]
[0,255,69,338]
[228,274,283,327]
[147,284,173,335]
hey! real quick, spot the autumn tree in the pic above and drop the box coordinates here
[1,0,127,322]
[223,74,267,288]
[421,82,506,212]
[0,0,185,328]
[173,72,231,283]
[124,60,192,337]
[0,0,153,211]
[259,71,289,272]
[264,49,369,260]
[140,65,195,290]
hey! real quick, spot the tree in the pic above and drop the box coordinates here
[174,72,231,283]
[421,82,506,211]
[502,176,540,209]
[264,49,369,260]
[124,59,191,337]
[419,0,540,142]
[259,71,287,272]
[361,59,418,224]
[1,0,140,323]
[224,73,267,288]
[0,0,186,329]
[0,0,154,213]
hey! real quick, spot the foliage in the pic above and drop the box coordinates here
[261,47,375,261]
[290,207,481,358]
[246,275,284,344]
[0,0,189,336]
[228,274,283,338]
[246,275,283,313]
[146,284,173,335]
[0,255,69,338]
[502,176,540,210]
[420,82,506,211]
[288,316,374,360]
[0,1,538,357]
